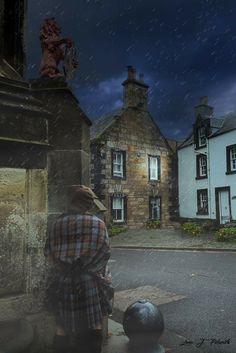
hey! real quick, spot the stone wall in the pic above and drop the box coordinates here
[0,77,91,352]
[91,107,174,228]
[30,78,91,222]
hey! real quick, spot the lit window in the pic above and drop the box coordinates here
[198,127,206,147]
[111,195,126,222]
[112,150,126,178]
[148,156,160,181]
[149,197,161,220]
[226,144,236,174]
[197,189,208,215]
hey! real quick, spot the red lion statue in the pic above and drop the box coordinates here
[39,18,77,78]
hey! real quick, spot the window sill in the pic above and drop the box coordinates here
[112,221,126,225]
[225,170,236,175]
[195,145,206,150]
[195,176,207,180]
[196,211,209,216]
[112,175,126,180]
[149,179,161,183]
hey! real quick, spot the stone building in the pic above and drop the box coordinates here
[0,1,91,351]
[91,66,177,228]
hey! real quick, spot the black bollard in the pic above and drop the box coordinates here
[123,299,165,353]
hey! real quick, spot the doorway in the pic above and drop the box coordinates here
[215,187,231,224]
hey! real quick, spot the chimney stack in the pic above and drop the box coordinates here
[122,66,149,109]
[199,96,208,105]
[194,96,213,120]
[127,66,136,80]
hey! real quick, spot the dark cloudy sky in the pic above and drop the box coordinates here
[27,0,236,140]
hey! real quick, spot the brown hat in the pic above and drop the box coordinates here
[68,185,94,211]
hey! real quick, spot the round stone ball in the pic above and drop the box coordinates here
[123,299,164,345]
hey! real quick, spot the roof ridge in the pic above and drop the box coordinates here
[91,108,124,140]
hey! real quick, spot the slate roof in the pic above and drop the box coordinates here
[209,118,224,129]
[178,132,194,149]
[179,113,236,149]
[90,108,123,140]
[210,113,236,137]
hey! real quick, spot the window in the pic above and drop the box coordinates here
[149,197,161,220]
[111,194,127,223]
[198,127,206,147]
[148,156,160,181]
[111,150,126,178]
[197,189,208,215]
[231,148,236,170]
[226,144,236,174]
[196,154,207,178]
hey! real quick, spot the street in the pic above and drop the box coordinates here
[109,249,236,353]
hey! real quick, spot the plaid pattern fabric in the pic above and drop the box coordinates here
[44,213,112,333]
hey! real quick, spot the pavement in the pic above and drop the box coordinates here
[104,228,236,352]
[110,227,236,251]
[103,319,205,353]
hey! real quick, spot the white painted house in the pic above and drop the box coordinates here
[178,96,236,224]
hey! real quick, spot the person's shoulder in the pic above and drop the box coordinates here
[52,213,68,224]
[85,214,106,227]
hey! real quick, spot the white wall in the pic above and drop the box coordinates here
[178,146,195,218]
[178,145,208,218]
[209,130,236,220]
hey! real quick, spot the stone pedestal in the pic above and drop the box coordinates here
[30,77,92,221]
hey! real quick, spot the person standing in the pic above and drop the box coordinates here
[44,185,113,353]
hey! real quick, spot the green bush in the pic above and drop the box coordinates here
[216,227,236,242]
[181,222,202,236]
[108,226,126,237]
[146,219,161,229]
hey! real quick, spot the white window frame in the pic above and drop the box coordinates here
[113,151,123,178]
[112,196,124,222]
[149,156,159,181]
[199,191,207,209]
[199,155,207,177]
[197,189,208,214]
[198,127,206,146]
[230,148,236,171]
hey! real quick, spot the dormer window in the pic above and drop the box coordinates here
[198,127,206,147]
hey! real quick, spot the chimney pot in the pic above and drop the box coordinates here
[127,65,136,80]
[200,96,208,105]
[139,73,144,82]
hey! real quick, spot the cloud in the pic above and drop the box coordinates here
[210,79,236,117]
[74,74,124,118]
